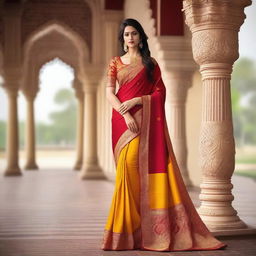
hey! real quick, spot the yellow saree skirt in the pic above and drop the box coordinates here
[104,135,141,240]
[102,135,184,250]
[101,134,225,251]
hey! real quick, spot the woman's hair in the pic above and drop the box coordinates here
[118,18,155,83]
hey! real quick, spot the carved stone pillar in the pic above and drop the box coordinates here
[24,92,38,170]
[167,70,193,186]
[79,83,105,179]
[157,35,197,186]
[183,0,251,230]
[73,89,84,170]
[4,88,21,176]
[2,1,22,176]
[103,10,123,62]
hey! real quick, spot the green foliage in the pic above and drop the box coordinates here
[0,88,78,149]
[38,88,77,146]
[231,58,256,146]
[234,170,256,179]
[0,120,6,150]
[19,121,25,148]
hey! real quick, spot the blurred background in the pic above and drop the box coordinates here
[0,1,255,178]
[0,2,255,255]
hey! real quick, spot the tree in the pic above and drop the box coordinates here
[231,58,256,145]
[34,88,77,146]
[0,120,6,150]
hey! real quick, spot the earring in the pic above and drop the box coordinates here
[139,41,143,49]
[123,43,128,52]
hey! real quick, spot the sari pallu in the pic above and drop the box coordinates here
[102,63,226,251]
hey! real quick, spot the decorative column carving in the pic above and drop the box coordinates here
[4,88,21,176]
[167,70,194,186]
[183,0,251,230]
[23,92,39,170]
[79,83,105,179]
[73,87,84,170]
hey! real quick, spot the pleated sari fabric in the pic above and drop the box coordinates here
[101,56,226,252]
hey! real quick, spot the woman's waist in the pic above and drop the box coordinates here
[112,105,142,121]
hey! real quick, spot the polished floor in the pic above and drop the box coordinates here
[0,167,255,256]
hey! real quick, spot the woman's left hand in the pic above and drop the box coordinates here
[118,98,138,115]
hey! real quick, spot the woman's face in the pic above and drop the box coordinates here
[123,25,140,50]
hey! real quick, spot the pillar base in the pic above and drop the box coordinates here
[198,208,247,231]
[73,162,82,171]
[201,217,247,231]
[24,163,39,170]
[79,164,106,179]
[4,166,22,176]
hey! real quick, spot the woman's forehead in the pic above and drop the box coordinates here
[124,26,138,33]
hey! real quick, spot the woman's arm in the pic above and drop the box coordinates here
[106,87,139,133]
[106,87,132,118]
[133,96,142,105]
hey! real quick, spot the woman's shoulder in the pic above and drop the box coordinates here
[110,56,121,62]
[108,56,118,62]
[108,56,120,68]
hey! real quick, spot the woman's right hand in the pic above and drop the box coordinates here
[124,114,139,133]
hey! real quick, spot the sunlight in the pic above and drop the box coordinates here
[36,57,75,124]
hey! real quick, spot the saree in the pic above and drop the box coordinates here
[101,56,226,251]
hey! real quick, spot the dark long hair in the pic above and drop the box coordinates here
[118,18,155,83]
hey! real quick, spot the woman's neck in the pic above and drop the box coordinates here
[127,47,140,58]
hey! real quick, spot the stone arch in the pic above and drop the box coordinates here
[21,0,92,59]
[21,20,90,95]
[82,0,104,64]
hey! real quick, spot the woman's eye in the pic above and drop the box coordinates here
[132,32,137,35]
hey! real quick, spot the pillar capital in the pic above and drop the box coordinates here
[74,88,85,101]
[5,87,19,98]
[78,64,105,86]
[72,78,84,100]
[82,83,98,94]
[183,0,251,31]
[2,67,22,90]
[199,63,232,80]
[182,0,252,65]
[22,90,38,101]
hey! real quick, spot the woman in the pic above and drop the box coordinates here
[101,18,226,252]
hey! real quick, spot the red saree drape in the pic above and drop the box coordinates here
[102,63,226,251]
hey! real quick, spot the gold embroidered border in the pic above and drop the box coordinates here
[113,109,142,166]
[101,227,141,250]
[103,95,226,252]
